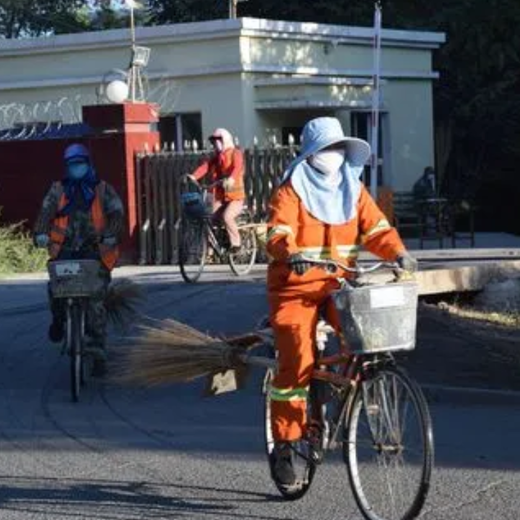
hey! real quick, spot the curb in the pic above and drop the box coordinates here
[422,384,520,407]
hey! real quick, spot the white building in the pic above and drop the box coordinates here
[0,17,445,190]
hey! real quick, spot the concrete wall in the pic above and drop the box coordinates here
[383,80,434,190]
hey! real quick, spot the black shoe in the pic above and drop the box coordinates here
[229,245,242,255]
[272,442,296,487]
[48,319,64,343]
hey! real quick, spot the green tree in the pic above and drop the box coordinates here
[0,0,88,38]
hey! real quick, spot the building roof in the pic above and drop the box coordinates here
[0,17,446,57]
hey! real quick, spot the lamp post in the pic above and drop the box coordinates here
[369,2,382,200]
[229,0,248,19]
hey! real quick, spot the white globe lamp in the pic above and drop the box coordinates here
[105,79,129,104]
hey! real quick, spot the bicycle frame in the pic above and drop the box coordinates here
[310,346,395,453]
[203,219,228,259]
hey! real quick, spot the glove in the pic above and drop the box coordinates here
[34,233,49,248]
[396,252,418,273]
[287,253,313,276]
[222,177,235,190]
[101,235,118,247]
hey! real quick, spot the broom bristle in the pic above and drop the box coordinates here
[115,319,258,387]
[105,278,145,331]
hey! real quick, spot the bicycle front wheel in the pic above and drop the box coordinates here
[69,304,83,403]
[344,366,434,520]
[179,218,207,283]
[228,225,257,276]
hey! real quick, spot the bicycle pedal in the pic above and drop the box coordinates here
[309,445,324,464]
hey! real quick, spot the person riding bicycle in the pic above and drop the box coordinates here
[33,143,124,374]
[266,117,417,487]
[188,128,245,254]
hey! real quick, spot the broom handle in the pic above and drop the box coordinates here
[238,353,277,369]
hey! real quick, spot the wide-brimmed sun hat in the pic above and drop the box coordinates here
[287,117,371,173]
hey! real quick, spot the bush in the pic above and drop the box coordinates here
[0,221,48,275]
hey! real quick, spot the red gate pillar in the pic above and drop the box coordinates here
[82,103,160,264]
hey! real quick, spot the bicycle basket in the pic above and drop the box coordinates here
[331,281,418,354]
[47,259,105,299]
[181,192,207,218]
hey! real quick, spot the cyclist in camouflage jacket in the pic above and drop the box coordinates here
[33,143,124,372]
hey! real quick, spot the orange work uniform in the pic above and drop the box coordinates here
[49,182,120,271]
[266,182,406,441]
[192,147,245,202]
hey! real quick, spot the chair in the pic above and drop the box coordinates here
[448,200,476,247]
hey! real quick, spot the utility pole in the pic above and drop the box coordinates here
[229,0,238,18]
[369,1,382,199]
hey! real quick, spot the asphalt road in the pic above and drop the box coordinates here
[0,266,519,520]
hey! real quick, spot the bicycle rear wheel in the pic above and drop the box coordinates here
[179,218,207,283]
[263,368,317,500]
[69,304,83,403]
[228,225,257,276]
[344,366,433,520]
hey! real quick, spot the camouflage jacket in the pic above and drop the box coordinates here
[33,181,124,256]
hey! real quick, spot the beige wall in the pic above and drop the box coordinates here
[244,36,434,75]
[383,80,434,191]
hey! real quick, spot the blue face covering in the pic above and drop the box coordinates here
[67,161,89,180]
[59,158,99,216]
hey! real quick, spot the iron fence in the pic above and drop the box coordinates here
[135,146,296,264]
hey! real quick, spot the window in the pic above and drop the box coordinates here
[158,113,202,151]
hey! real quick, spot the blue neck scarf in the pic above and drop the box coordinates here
[288,160,364,224]
[59,166,99,216]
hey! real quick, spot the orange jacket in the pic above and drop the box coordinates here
[266,182,405,292]
[192,147,245,203]
[49,182,119,271]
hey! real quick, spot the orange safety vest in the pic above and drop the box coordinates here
[192,148,245,202]
[49,182,119,271]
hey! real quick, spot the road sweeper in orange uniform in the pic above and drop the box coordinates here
[266,116,417,487]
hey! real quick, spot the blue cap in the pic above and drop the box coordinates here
[64,143,90,163]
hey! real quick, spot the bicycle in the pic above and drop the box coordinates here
[262,258,434,520]
[47,259,107,402]
[178,177,258,283]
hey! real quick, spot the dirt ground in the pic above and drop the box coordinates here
[402,303,520,391]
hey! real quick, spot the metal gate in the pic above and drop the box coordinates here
[135,146,296,265]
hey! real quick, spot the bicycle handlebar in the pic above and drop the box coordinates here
[184,175,223,191]
[298,256,401,276]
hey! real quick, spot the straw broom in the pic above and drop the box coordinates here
[116,318,275,387]
[105,278,145,331]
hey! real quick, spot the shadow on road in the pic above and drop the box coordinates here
[0,476,286,520]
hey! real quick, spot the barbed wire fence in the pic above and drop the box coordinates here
[0,75,181,141]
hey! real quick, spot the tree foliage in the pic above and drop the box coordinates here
[0,0,87,38]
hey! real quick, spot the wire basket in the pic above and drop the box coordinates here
[331,281,418,354]
[181,192,211,219]
[48,259,105,299]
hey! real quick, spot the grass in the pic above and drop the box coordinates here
[0,220,48,277]
[437,301,520,328]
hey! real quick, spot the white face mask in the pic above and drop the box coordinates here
[309,150,345,176]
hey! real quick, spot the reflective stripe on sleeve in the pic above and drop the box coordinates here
[362,219,392,241]
[266,225,294,242]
